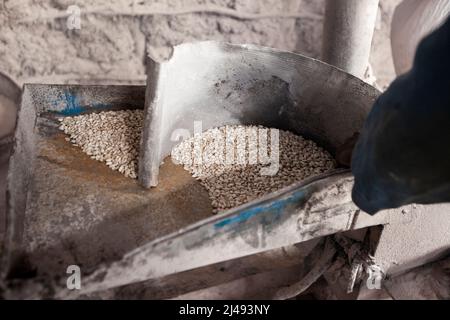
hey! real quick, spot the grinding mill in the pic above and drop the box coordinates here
[1,40,447,299]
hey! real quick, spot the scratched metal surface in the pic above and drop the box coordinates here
[139,41,381,187]
[2,84,213,280]
[2,77,384,298]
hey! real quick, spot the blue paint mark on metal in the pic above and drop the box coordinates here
[53,91,84,115]
[214,189,306,229]
[54,91,112,115]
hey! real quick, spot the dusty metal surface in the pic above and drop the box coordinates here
[94,238,322,299]
[53,171,412,299]
[0,72,21,241]
[0,142,13,249]
[0,79,428,299]
[138,41,381,187]
[1,46,395,299]
[1,51,385,298]
[25,135,212,273]
[322,0,379,78]
[2,43,448,300]
[2,84,212,280]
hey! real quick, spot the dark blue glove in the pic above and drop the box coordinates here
[351,17,450,214]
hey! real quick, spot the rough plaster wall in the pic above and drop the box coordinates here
[0,0,302,85]
[0,0,398,88]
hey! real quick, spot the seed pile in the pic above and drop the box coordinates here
[172,125,336,213]
[59,110,143,178]
[59,112,336,214]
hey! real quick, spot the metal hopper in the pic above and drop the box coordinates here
[2,42,423,299]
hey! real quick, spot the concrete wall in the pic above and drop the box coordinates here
[0,0,400,89]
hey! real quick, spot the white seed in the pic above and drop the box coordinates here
[171,125,336,214]
[60,113,336,215]
[59,109,143,179]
